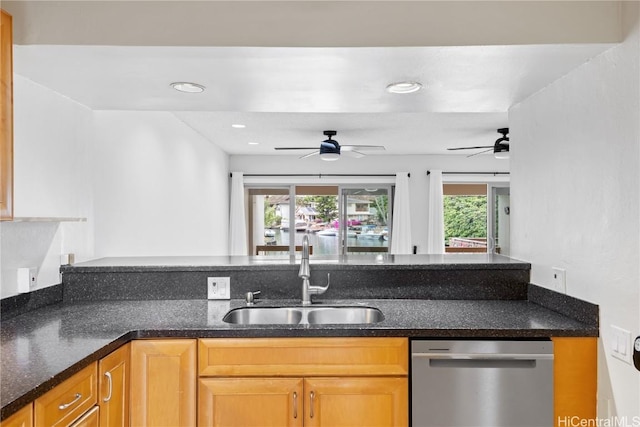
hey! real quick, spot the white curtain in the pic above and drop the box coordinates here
[427,170,445,254]
[390,172,412,254]
[228,172,247,255]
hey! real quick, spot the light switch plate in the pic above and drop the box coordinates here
[611,325,632,364]
[207,277,231,300]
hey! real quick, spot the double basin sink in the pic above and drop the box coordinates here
[223,305,384,325]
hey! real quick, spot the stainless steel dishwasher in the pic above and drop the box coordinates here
[411,340,554,427]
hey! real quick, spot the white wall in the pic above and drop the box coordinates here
[1,83,231,298]
[1,76,94,298]
[92,111,229,257]
[510,1,640,419]
[230,154,509,254]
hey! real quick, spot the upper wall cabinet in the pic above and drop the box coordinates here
[1,9,13,221]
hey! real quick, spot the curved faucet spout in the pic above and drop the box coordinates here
[299,235,310,279]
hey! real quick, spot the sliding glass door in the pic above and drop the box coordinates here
[339,187,391,255]
[247,185,392,256]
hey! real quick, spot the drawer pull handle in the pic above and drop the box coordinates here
[293,391,298,419]
[309,391,315,419]
[103,372,113,402]
[58,393,82,410]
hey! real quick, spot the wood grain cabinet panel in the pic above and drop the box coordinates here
[197,337,409,427]
[0,404,33,427]
[304,377,408,427]
[553,337,597,427]
[99,343,129,427]
[34,363,98,427]
[0,9,13,220]
[198,378,303,427]
[198,337,408,377]
[130,339,196,427]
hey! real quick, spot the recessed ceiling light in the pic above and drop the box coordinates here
[170,82,205,93]
[248,142,259,145]
[231,124,246,129]
[386,81,423,94]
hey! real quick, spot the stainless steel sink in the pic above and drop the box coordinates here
[222,306,384,325]
[307,306,384,325]
[222,307,303,325]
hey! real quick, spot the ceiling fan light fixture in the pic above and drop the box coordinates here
[170,82,205,93]
[386,81,423,94]
[320,152,340,161]
[494,150,510,159]
[320,139,341,161]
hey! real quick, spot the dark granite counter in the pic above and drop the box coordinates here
[1,296,597,420]
[61,254,531,272]
[1,256,598,421]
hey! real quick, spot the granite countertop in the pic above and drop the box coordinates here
[61,254,531,272]
[0,297,597,420]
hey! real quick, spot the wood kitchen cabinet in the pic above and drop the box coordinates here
[199,378,304,427]
[197,337,408,427]
[553,337,597,427]
[0,404,32,427]
[98,343,129,427]
[69,407,98,427]
[0,9,13,221]
[303,377,407,427]
[130,339,197,427]
[34,363,98,427]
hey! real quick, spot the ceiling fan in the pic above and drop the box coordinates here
[447,128,510,159]
[274,130,385,161]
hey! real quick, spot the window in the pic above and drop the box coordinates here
[442,183,509,254]
[248,185,392,256]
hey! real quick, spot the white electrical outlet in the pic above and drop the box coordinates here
[611,325,632,364]
[17,268,38,293]
[551,267,566,293]
[207,277,231,300]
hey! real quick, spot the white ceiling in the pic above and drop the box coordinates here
[7,1,619,157]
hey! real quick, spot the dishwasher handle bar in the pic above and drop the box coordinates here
[412,353,554,360]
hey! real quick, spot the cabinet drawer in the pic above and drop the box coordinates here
[34,363,98,427]
[199,337,408,377]
[70,406,99,427]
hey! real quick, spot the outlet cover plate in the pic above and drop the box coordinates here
[551,267,566,293]
[207,277,231,300]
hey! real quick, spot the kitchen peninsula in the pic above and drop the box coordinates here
[1,254,598,425]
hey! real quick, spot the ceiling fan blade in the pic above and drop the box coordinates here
[447,145,494,151]
[299,151,319,159]
[343,150,365,158]
[466,148,494,158]
[341,145,385,151]
[274,147,319,150]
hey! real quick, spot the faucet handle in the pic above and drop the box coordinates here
[245,290,261,306]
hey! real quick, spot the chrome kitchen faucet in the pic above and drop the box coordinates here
[299,235,329,305]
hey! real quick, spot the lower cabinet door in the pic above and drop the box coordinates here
[303,377,408,427]
[1,404,33,427]
[99,344,129,427]
[198,378,303,427]
[130,340,197,427]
